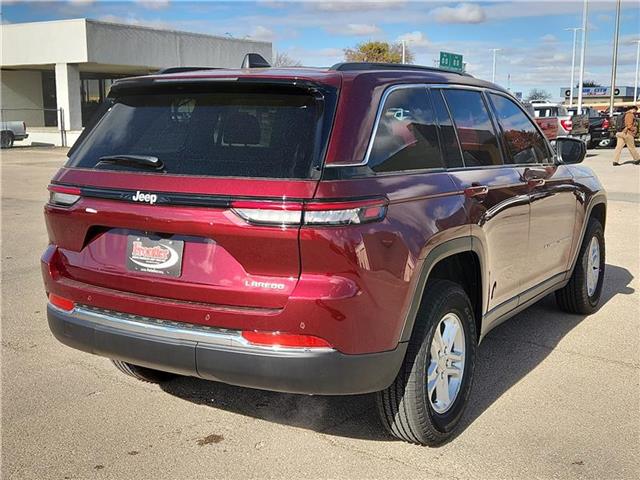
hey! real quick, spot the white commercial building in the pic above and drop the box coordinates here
[1,19,272,146]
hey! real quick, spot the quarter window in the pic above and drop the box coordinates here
[489,93,550,164]
[368,87,443,173]
[443,89,503,167]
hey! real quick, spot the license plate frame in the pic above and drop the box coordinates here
[126,235,184,277]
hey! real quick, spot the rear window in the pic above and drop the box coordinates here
[67,88,330,179]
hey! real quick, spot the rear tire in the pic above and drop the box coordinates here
[111,360,176,383]
[376,280,477,445]
[556,219,605,314]
[1,131,14,149]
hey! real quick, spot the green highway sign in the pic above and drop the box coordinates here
[439,51,464,72]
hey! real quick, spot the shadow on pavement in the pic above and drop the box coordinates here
[160,263,634,443]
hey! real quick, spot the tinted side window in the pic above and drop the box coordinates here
[489,93,550,164]
[431,89,463,168]
[368,87,443,173]
[444,89,503,167]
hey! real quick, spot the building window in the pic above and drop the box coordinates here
[41,72,58,127]
[80,73,127,126]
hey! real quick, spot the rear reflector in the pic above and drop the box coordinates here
[241,330,332,349]
[231,197,387,227]
[48,185,81,206]
[49,293,75,311]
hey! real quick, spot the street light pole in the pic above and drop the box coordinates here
[577,0,589,114]
[609,0,621,114]
[634,40,640,103]
[491,48,501,83]
[565,27,582,107]
[402,40,406,64]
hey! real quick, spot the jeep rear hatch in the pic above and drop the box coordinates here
[45,80,338,310]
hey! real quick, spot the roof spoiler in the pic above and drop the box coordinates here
[155,67,220,74]
[241,53,271,69]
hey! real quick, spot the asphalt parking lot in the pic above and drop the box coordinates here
[2,146,638,479]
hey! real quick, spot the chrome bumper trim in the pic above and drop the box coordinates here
[63,304,334,353]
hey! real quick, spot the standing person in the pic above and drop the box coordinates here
[612,105,639,166]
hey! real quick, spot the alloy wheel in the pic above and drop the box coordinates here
[427,312,466,414]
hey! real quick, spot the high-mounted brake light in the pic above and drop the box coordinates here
[48,185,81,206]
[231,198,387,227]
[49,293,75,311]
[241,330,333,349]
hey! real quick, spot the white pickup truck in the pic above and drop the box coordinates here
[1,121,29,148]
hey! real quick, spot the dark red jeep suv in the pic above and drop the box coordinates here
[42,62,606,445]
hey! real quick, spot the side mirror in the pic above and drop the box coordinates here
[555,136,587,164]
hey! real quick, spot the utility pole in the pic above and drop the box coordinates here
[609,0,621,114]
[634,40,640,103]
[577,0,589,114]
[491,48,501,83]
[402,40,406,64]
[565,27,582,107]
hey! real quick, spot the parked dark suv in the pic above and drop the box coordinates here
[42,62,607,445]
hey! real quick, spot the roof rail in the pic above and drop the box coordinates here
[155,66,220,74]
[329,62,473,77]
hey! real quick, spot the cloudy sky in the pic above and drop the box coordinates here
[2,0,638,100]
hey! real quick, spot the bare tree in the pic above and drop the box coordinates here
[526,88,552,101]
[344,41,414,64]
[273,51,302,67]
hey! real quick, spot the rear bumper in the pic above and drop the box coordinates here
[589,129,612,142]
[47,304,407,395]
[568,132,591,143]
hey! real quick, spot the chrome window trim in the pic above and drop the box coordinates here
[326,82,527,169]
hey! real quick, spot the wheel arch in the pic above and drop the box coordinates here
[568,194,607,276]
[399,236,487,344]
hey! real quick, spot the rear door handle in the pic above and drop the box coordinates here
[464,185,489,198]
[527,178,546,188]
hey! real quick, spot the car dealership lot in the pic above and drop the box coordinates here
[2,147,638,479]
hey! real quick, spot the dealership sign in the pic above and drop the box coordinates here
[562,86,628,97]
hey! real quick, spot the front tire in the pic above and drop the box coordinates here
[111,360,176,383]
[376,280,477,445]
[556,219,605,314]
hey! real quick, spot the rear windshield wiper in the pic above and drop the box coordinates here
[96,155,165,172]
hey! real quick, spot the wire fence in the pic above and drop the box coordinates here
[0,108,67,146]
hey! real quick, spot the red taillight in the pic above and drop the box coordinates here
[560,119,572,131]
[48,185,81,206]
[231,197,388,227]
[49,293,75,311]
[241,330,333,349]
[602,118,610,129]
[231,200,303,226]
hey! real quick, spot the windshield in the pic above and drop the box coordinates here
[67,88,332,179]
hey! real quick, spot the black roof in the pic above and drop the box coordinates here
[330,62,473,77]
